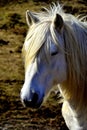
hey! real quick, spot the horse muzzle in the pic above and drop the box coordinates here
[21,89,44,108]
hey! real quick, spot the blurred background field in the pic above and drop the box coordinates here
[0,0,87,129]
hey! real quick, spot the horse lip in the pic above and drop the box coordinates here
[21,97,43,108]
[35,99,43,108]
[26,100,43,108]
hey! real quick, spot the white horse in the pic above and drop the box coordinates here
[20,3,87,130]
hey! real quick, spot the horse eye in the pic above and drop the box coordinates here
[49,40,58,56]
[51,51,58,56]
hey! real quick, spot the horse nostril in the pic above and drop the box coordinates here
[23,92,39,108]
[23,99,31,107]
[32,92,38,104]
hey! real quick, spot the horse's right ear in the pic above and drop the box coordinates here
[26,10,39,27]
[53,14,64,32]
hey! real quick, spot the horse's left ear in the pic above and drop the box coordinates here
[26,10,39,26]
[53,14,64,31]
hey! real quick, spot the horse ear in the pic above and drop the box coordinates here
[54,14,63,31]
[26,10,39,26]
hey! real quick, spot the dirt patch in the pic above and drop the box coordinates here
[0,0,87,130]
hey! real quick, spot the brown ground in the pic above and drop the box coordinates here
[0,0,87,130]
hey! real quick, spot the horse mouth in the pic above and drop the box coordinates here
[23,99,43,108]
[21,93,44,108]
[21,89,44,108]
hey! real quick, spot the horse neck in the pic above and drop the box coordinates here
[59,78,87,111]
[62,100,87,129]
[59,82,87,128]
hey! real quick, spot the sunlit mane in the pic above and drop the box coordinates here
[22,3,87,110]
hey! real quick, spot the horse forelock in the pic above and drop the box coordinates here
[22,4,65,68]
[22,22,50,69]
[23,3,87,110]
